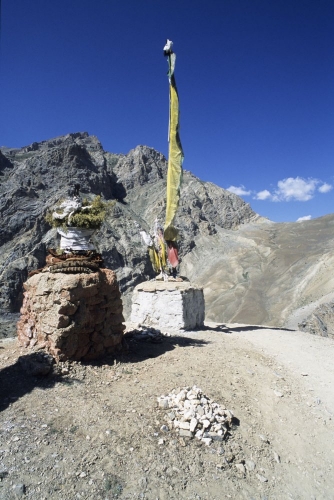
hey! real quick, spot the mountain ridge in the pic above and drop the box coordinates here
[0,132,258,331]
[1,132,333,338]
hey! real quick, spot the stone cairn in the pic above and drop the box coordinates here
[17,251,125,362]
[157,385,234,446]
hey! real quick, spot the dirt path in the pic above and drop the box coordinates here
[227,323,334,410]
[0,325,333,499]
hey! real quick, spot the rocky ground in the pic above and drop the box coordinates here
[0,324,333,499]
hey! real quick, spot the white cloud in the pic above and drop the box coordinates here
[296,215,312,222]
[273,177,318,201]
[254,189,271,200]
[318,182,333,193]
[226,176,331,203]
[226,185,251,196]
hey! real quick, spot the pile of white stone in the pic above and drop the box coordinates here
[157,386,234,446]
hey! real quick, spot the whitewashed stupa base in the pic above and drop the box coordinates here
[57,227,95,251]
[131,281,205,331]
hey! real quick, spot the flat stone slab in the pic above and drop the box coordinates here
[131,281,205,331]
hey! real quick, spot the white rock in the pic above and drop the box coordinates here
[235,464,245,474]
[190,399,200,405]
[197,407,204,417]
[158,399,169,409]
[179,429,193,438]
[202,419,210,429]
[256,474,268,483]
[183,410,195,421]
[189,418,198,433]
[245,460,256,471]
[215,416,225,423]
[178,422,190,430]
[201,437,212,446]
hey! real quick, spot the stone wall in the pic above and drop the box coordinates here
[17,269,125,361]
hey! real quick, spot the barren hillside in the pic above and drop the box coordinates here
[1,132,333,337]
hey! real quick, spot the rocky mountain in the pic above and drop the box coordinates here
[180,214,334,331]
[0,132,257,336]
[298,301,334,339]
[1,132,333,338]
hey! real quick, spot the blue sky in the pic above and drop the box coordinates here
[1,0,333,222]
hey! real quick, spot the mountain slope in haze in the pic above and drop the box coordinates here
[181,214,334,329]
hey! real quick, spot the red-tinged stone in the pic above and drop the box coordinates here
[58,301,78,315]
[17,269,124,361]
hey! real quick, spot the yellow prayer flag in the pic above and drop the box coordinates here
[164,53,184,241]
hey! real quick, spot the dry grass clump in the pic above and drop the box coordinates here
[45,196,115,230]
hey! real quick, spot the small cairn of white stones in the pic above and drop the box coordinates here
[157,386,234,446]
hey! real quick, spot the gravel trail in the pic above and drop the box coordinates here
[0,324,333,499]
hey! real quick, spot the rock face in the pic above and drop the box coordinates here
[2,132,334,336]
[17,269,125,361]
[131,281,205,331]
[0,132,256,328]
[298,302,334,339]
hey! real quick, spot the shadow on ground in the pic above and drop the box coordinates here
[0,353,64,412]
[88,333,209,366]
[0,334,208,410]
[203,324,295,333]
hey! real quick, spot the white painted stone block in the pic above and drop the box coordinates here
[130,281,205,331]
